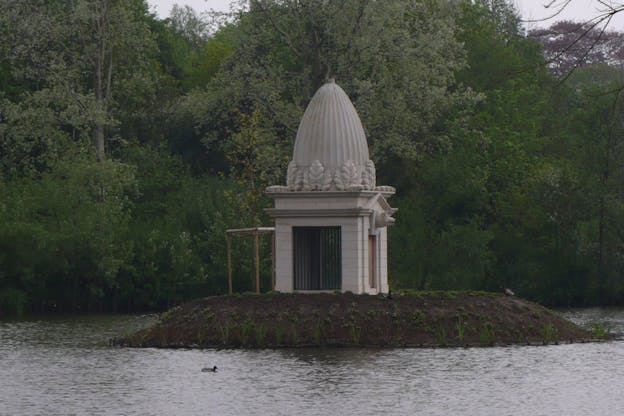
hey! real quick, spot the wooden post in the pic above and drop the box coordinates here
[271,231,275,291]
[254,230,260,294]
[227,234,232,295]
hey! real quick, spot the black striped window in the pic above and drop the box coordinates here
[293,227,341,290]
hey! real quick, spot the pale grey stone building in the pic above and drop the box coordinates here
[266,80,396,294]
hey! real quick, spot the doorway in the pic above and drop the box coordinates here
[293,227,341,290]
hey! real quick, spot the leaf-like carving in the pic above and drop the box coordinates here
[362,160,376,190]
[334,168,346,190]
[321,169,333,190]
[301,170,311,191]
[286,161,298,190]
[341,160,360,189]
[308,160,324,191]
[295,169,305,191]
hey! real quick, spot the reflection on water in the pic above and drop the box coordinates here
[1,310,623,415]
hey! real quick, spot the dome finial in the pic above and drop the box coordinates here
[286,80,375,191]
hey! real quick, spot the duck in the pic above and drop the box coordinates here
[503,288,515,297]
[201,366,218,372]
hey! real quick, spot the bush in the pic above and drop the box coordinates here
[0,288,27,316]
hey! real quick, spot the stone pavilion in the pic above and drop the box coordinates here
[266,80,396,294]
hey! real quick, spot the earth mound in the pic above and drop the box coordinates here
[115,292,598,348]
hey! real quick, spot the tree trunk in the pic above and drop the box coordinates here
[93,0,111,161]
[95,124,105,161]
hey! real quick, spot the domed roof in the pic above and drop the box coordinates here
[293,80,369,171]
[265,79,384,192]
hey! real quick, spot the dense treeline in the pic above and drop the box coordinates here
[1,0,623,314]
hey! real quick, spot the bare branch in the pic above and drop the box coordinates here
[556,14,613,85]
[522,0,573,23]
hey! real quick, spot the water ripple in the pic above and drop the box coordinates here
[1,311,624,415]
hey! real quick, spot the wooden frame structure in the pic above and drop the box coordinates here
[226,227,275,295]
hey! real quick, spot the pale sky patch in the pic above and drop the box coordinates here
[148,0,624,30]
[516,0,624,30]
[148,0,232,19]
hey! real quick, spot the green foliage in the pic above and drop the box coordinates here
[183,32,233,89]
[0,155,135,310]
[349,323,362,345]
[275,321,284,345]
[455,315,467,341]
[0,288,27,316]
[223,109,288,226]
[254,324,267,347]
[0,92,80,179]
[541,323,556,343]
[437,326,447,347]
[1,0,161,161]
[479,323,495,345]
[2,0,624,313]
[118,145,237,309]
[313,320,323,345]
[590,322,611,338]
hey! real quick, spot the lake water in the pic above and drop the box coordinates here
[1,309,623,416]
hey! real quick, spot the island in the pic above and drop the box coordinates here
[114,292,599,348]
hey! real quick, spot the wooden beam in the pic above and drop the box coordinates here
[225,226,275,295]
[254,230,260,294]
[227,234,232,295]
[226,227,275,236]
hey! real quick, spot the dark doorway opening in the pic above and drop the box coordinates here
[293,227,341,290]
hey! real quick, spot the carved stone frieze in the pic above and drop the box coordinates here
[305,160,324,191]
[280,159,378,192]
[286,161,298,190]
[321,169,333,190]
[362,160,376,190]
[335,160,359,191]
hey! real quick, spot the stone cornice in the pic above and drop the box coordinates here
[266,187,395,198]
[264,207,375,218]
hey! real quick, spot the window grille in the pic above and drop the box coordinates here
[293,227,341,290]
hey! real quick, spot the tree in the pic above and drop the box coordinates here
[559,64,624,303]
[390,0,556,293]
[0,0,201,313]
[530,21,624,78]
[175,0,476,179]
[0,157,136,311]
[0,0,158,162]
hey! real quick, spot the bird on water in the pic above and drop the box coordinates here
[201,366,217,372]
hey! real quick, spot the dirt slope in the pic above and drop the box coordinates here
[115,292,597,348]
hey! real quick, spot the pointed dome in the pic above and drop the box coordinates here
[264,79,383,192]
[293,80,369,172]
